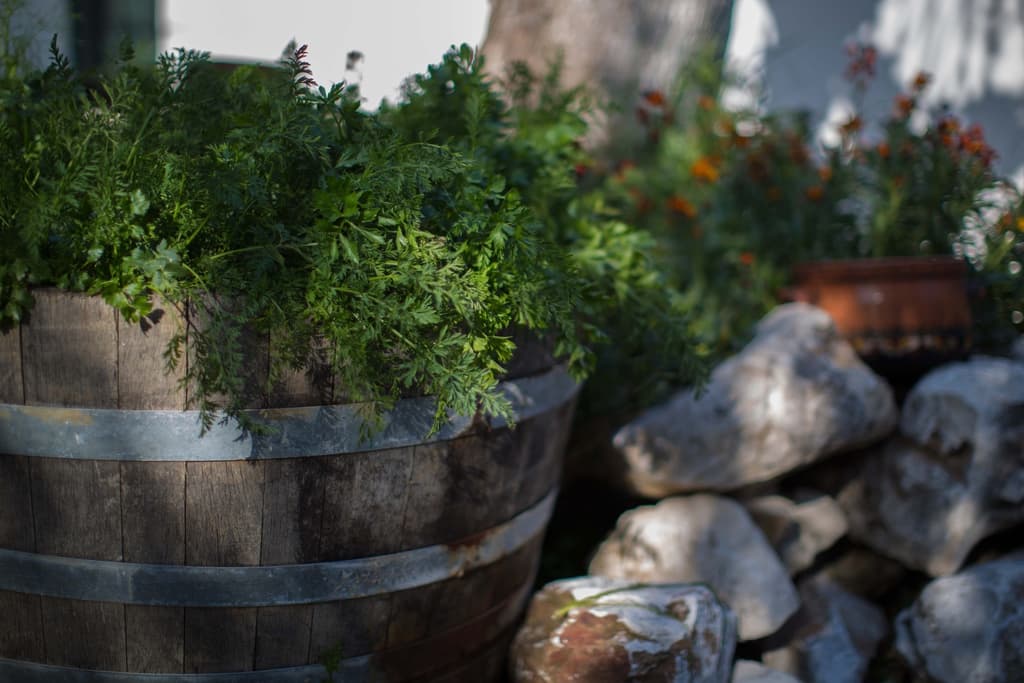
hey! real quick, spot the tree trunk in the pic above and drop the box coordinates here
[482,0,735,145]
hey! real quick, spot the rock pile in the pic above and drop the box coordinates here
[510,304,1024,682]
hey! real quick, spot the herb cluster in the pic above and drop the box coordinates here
[0,35,703,428]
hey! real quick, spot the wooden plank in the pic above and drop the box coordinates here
[30,457,126,669]
[0,590,44,661]
[401,430,524,548]
[22,288,118,408]
[0,325,23,403]
[184,607,258,673]
[514,400,574,510]
[0,455,35,551]
[31,459,122,560]
[122,461,186,673]
[185,460,264,566]
[0,449,44,662]
[318,447,414,560]
[184,460,264,672]
[118,299,186,410]
[308,595,391,662]
[254,458,325,668]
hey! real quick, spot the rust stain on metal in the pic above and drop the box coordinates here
[444,528,494,552]
[17,405,94,426]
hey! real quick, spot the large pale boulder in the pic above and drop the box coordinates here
[839,357,1024,576]
[510,577,737,683]
[895,552,1024,683]
[762,576,887,683]
[588,495,799,641]
[612,304,897,496]
[743,493,848,575]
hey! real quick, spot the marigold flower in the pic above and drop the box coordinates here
[877,142,891,158]
[739,251,756,266]
[698,95,716,111]
[691,156,720,183]
[805,185,824,201]
[818,166,833,183]
[844,43,878,83]
[912,71,931,92]
[643,89,666,107]
[668,195,697,217]
[894,94,915,119]
[839,115,862,137]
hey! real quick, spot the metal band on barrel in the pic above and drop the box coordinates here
[0,366,578,461]
[0,487,554,606]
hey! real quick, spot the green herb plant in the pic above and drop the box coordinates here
[0,27,703,431]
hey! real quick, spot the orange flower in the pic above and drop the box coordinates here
[818,166,833,183]
[643,89,667,107]
[614,160,636,180]
[877,142,891,158]
[668,195,697,218]
[691,156,720,183]
[1017,216,1024,232]
[894,94,915,119]
[839,115,862,138]
[739,251,756,266]
[912,71,931,92]
[805,185,824,201]
[698,95,716,111]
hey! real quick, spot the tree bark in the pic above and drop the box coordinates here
[482,0,735,144]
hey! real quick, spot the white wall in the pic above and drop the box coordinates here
[158,0,490,107]
[726,0,1024,178]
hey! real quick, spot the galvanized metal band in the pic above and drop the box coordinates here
[0,487,555,607]
[0,365,578,461]
[0,660,330,683]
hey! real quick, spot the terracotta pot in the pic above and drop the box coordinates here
[788,256,972,372]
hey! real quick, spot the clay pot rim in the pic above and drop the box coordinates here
[793,255,967,283]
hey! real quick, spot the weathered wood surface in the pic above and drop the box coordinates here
[22,288,118,408]
[0,454,43,661]
[0,325,23,403]
[122,461,186,672]
[254,458,324,668]
[32,457,126,669]
[118,302,186,410]
[184,460,263,671]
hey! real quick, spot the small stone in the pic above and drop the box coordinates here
[589,495,799,641]
[612,304,897,496]
[510,576,737,683]
[744,493,848,575]
[762,576,887,683]
[895,552,1024,683]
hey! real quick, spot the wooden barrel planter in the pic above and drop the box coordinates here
[0,289,579,682]
[789,256,972,377]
